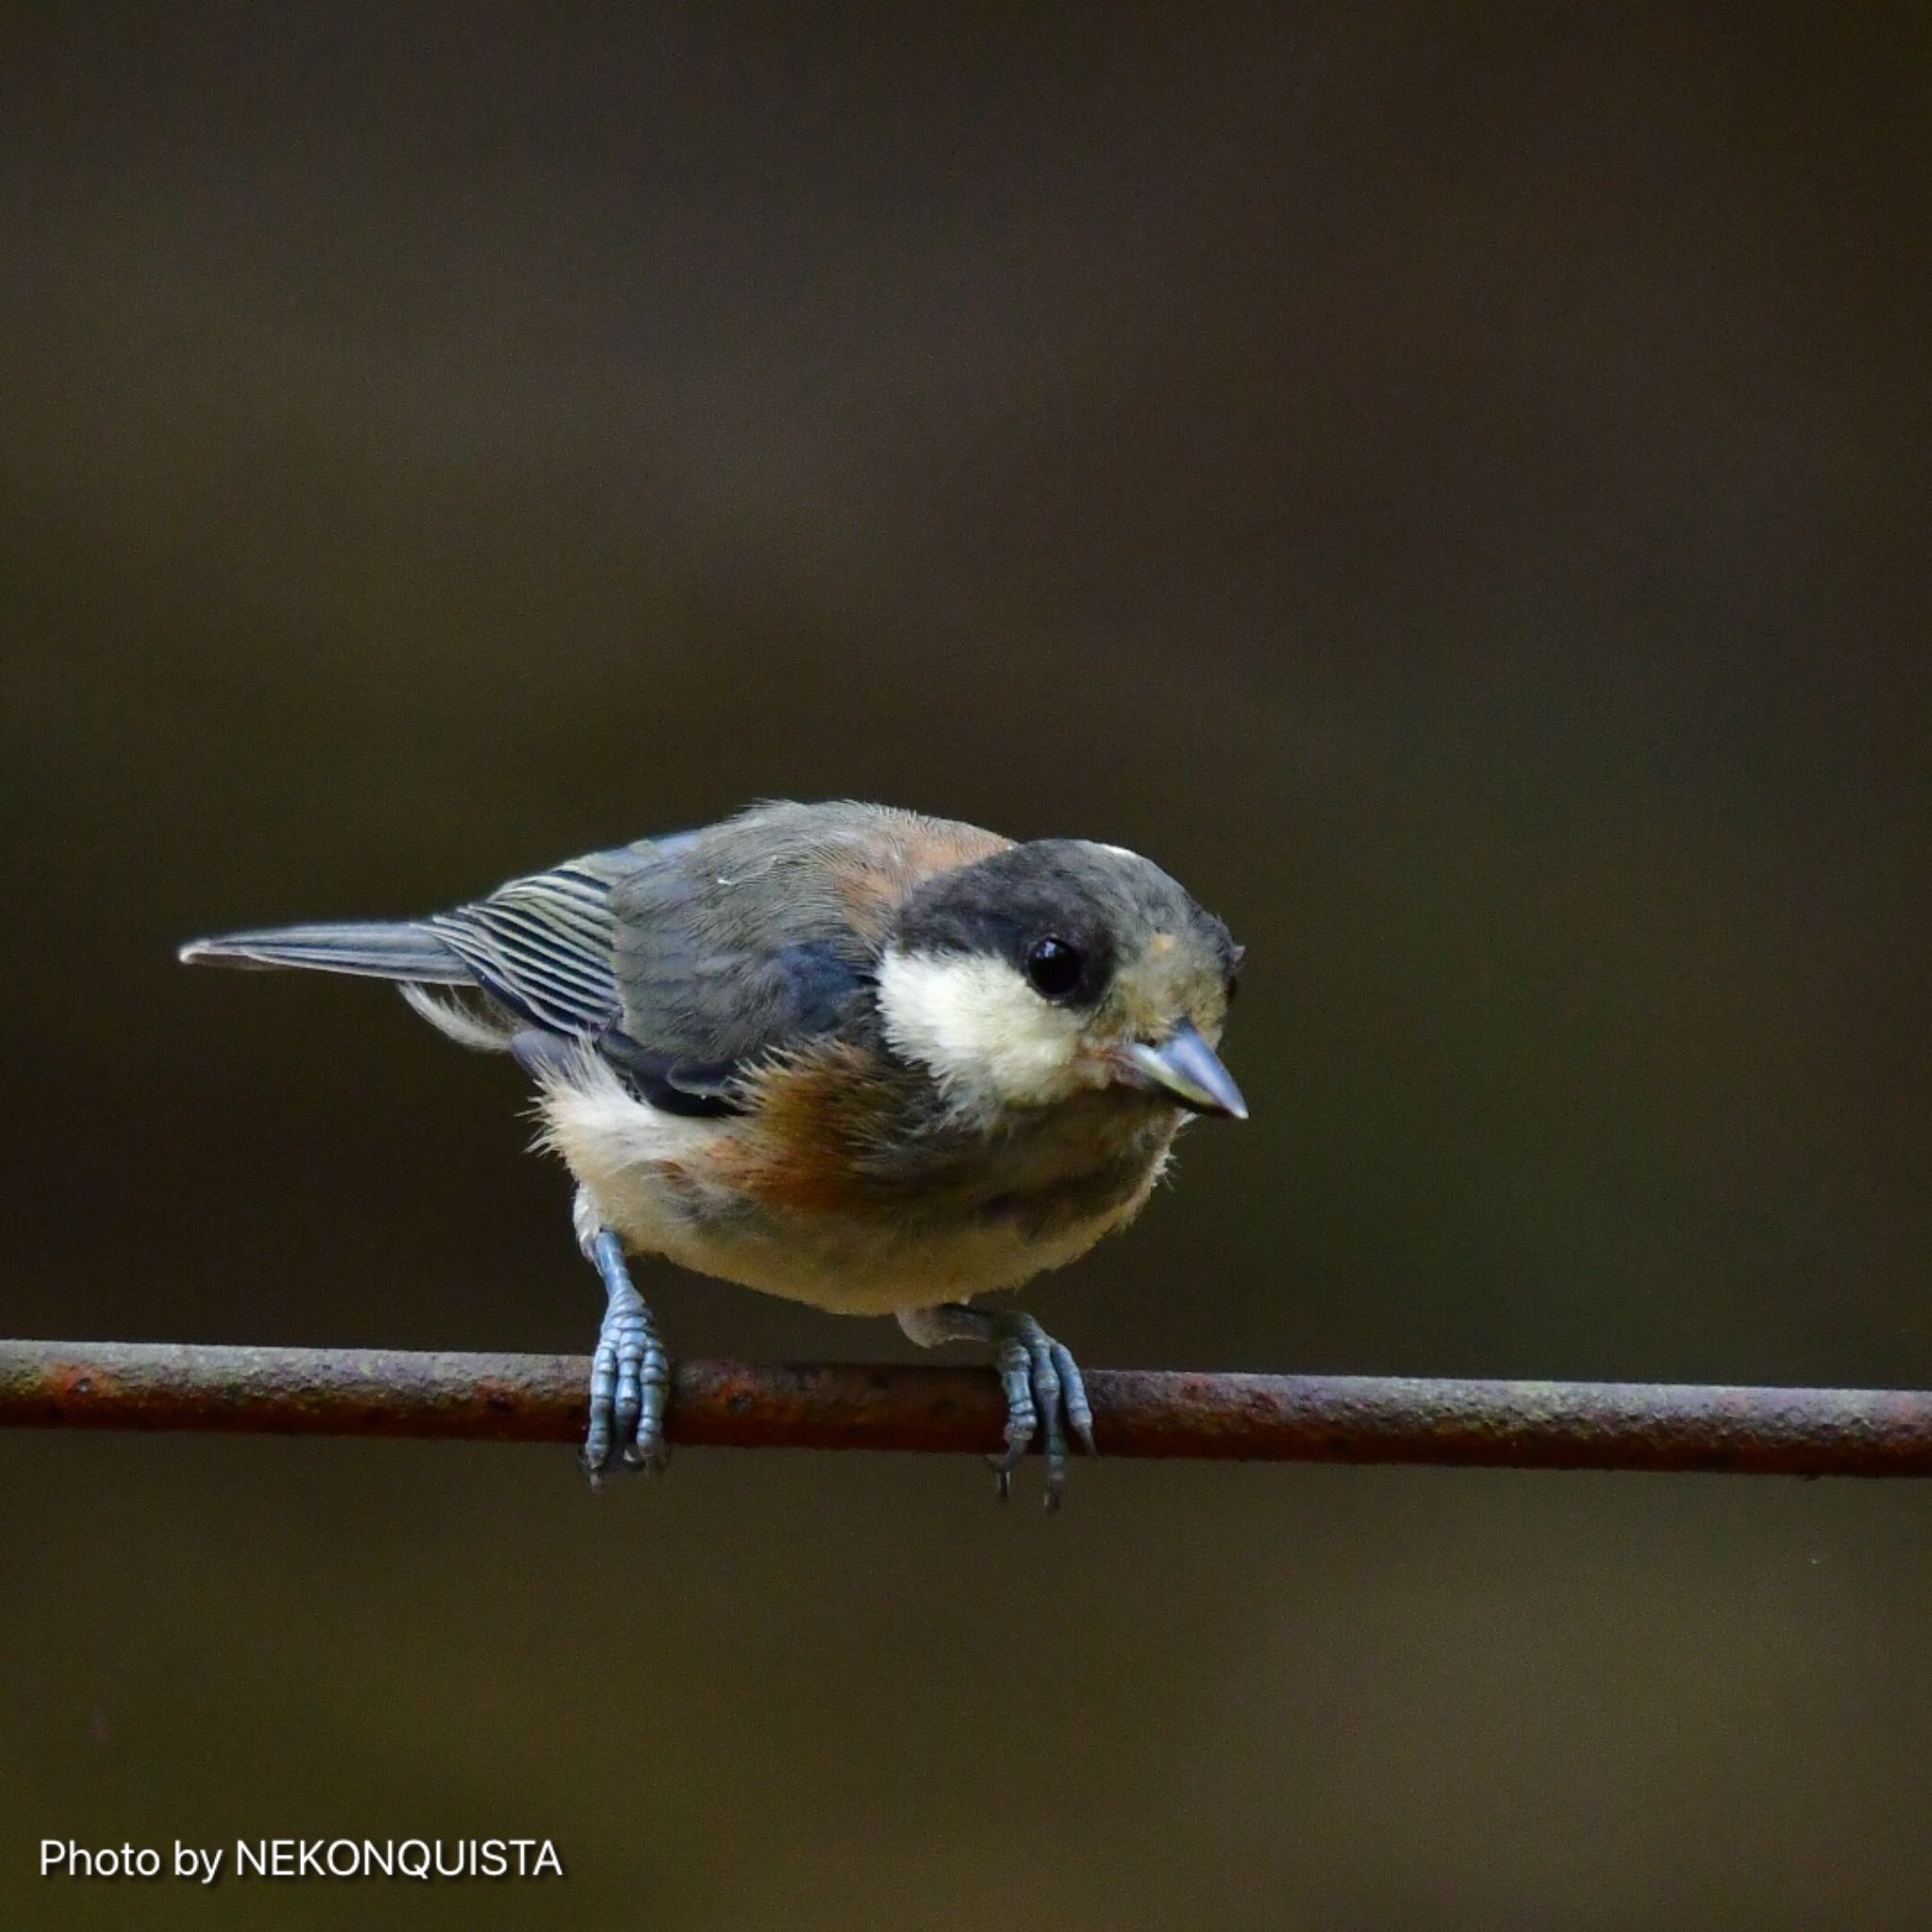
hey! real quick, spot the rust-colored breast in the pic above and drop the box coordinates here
[667,810,1009,1216]
[705,1040,902,1215]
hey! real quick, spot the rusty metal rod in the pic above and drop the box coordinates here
[4,1339,1932,1474]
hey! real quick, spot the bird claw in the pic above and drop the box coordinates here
[582,1233,670,1484]
[983,1313,1095,1510]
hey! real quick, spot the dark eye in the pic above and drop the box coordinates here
[1024,935,1085,1000]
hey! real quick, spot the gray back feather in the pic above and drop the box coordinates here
[181,806,1001,1091]
[609,802,998,1071]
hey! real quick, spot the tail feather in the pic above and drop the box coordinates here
[177,921,470,983]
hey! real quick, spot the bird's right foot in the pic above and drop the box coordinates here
[582,1229,670,1482]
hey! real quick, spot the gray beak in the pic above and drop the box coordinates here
[1124,1024,1249,1120]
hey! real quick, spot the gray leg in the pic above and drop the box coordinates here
[897,1304,1096,1509]
[575,1191,670,1483]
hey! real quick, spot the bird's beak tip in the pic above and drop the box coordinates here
[1124,1025,1248,1120]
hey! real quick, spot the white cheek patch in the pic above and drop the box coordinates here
[875,947,1088,1109]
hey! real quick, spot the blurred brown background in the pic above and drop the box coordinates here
[3,8,1928,1927]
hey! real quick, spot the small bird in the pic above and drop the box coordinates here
[180,800,1245,1504]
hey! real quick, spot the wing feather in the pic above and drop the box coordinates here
[425,845,648,1040]
[185,809,1006,1106]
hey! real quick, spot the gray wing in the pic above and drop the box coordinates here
[604,801,1008,1082]
[182,802,1005,1109]
[181,838,674,1044]
[422,846,649,1039]
[435,803,998,1106]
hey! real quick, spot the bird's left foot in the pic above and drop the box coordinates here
[897,1304,1096,1509]
[986,1311,1096,1508]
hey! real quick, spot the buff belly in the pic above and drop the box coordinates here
[535,1057,1163,1316]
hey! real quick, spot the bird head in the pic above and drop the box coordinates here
[874,839,1245,1126]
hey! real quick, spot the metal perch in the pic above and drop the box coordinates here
[4,1339,1931,1475]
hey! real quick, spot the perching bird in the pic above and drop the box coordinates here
[180,800,1245,1504]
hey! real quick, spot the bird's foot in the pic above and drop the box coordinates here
[582,1229,670,1484]
[897,1303,1095,1508]
[986,1311,1095,1510]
